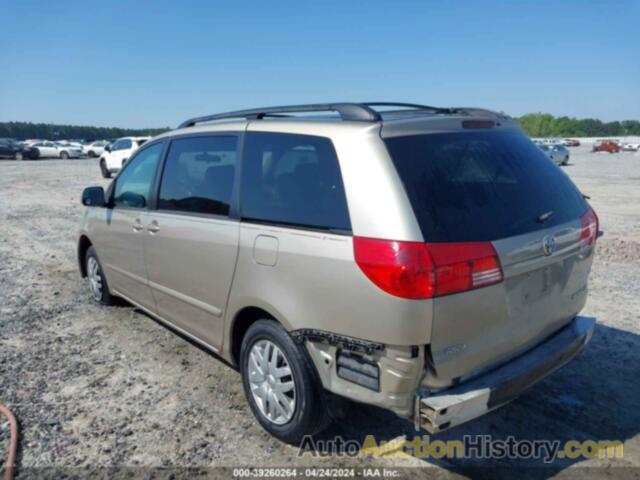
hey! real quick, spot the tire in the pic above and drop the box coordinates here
[31,149,40,160]
[240,320,331,443]
[88,150,95,158]
[60,151,69,160]
[13,151,23,161]
[562,156,569,165]
[100,160,111,179]
[85,246,115,306]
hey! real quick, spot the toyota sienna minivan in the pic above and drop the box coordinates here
[78,103,598,443]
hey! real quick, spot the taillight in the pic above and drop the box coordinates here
[580,207,599,248]
[353,238,503,299]
[429,243,503,296]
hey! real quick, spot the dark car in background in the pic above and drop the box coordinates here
[0,138,39,160]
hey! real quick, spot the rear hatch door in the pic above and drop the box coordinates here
[383,126,596,387]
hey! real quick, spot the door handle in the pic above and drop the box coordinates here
[132,219,144,232]
[147,220,160,233]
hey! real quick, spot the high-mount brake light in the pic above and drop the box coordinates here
[462,120,495,129]
[353,238,503,299]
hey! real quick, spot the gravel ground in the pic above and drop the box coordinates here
[1,146,639,478]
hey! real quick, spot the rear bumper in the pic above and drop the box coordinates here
[417,315,595,433]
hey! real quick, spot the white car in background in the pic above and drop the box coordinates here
[30,141,83,159]
[83,140,109,158]
[621,142,640,152]
[99,136,149,178]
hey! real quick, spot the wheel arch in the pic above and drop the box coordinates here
[229,305,280,367]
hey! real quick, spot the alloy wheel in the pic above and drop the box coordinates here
[87,256,103,301]
[247,339,296,425]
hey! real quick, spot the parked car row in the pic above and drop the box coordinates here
[0,137,150,175]
[534,138,581,147]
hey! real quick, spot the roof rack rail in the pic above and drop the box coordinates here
[178,103,381,128]
[177,102,510,129]
[365,103,508,118]
[363,102,455,114]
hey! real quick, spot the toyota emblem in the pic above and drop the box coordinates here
[542,235,557,256]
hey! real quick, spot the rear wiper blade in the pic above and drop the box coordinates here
[537,211,554,223]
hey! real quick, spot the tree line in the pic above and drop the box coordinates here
[0,121,169,141]
[518,113,640,138]
[1,114,640,141]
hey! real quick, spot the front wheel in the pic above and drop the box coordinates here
[60,151,69,160]
[100,160,111,178]
[88,150,95,158]
[240,320,331,443]
[85,246,115,305]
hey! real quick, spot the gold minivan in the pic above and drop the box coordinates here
[78,103,597,442]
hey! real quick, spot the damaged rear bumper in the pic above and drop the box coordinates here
[416,316,595,433]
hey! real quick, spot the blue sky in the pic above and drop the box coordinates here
[1,0,638,128]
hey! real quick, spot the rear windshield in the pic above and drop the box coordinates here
[384,130,587,242]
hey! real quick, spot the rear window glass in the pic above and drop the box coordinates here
[241,132,351,232]
[384,130,587,242]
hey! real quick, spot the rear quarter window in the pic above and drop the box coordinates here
[241,132,351,232]
[384,130,587,242]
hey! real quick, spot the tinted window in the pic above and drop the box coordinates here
[158,136,237,216]
[241,132,350,232]
[120,139,132,150]
[113,143,163,208]
[384,130,587,242]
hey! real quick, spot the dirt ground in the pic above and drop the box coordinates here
[1,145,639,478]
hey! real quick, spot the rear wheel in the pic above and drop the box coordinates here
[13,151,23,161]
[85,246,115,305]
[100,160,111,178]
[240,320,331,443]
[60,151,69,160]
[88,150,95,158]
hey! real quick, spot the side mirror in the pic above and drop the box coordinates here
[82,186,106,207]
[105,145,112,152]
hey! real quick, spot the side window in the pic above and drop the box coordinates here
[111,140,123,151]
[158,136,237,216]
[113,142,163,208]
[241,132,351,231]
[120,139,132,150]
